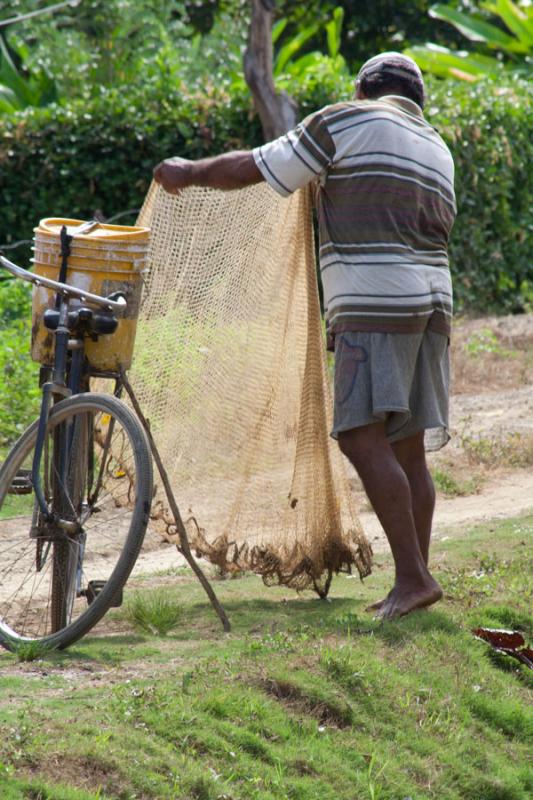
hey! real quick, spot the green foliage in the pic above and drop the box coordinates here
[272,6,346,77]
[406,0,533,80]
[464,327,516,356]
[0,513,532,799]
[275,0,467,67]
[0,73,531,313]
[4,0,248,102]
[431,467,480,496]
[0,279,40,445]
[4,0,467,109]
[125,589,183,636]
[428,78,532,313]
[0,32,58,112]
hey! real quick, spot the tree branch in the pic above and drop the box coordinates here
[244,0,298,141]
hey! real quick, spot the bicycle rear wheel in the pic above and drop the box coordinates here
[0,393,153,650]
[51,405,90,634]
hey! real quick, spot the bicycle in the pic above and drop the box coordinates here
[0,226,153,651]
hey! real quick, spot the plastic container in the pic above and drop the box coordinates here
[31,218,150,373]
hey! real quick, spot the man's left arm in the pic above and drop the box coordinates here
[153,152,263,195]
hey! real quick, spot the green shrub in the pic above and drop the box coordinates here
[0,76,531,313]
[0,280,40,446]
[428,79,532,314]
[0,84,261,261]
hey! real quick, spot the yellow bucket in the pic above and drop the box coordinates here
[31,218,150,373]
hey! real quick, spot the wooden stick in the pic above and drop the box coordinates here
[120,371,231,632]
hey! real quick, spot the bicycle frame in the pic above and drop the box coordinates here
[1,228,128,528]
[0,234,161,647]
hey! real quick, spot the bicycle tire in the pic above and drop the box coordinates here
[51,409,88,632]
[0,393,153,651]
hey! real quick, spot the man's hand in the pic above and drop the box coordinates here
[153,151,264,194]
[153,157,193,195]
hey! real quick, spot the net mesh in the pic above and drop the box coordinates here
[127,181,372,594]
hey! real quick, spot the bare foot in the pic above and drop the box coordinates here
[375,579,443,620]
[365,588,393,612]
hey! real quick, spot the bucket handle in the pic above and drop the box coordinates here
[68,219,100,237]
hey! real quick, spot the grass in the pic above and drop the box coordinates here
[6,638,57,663]
[0,513,531,799]
[124,588,183,636]
[431,466,481,497]
[0,492,34,520]
[460,430,533,469]
[463,328,517,359]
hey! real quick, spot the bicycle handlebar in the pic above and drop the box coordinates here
[0,255,127,312]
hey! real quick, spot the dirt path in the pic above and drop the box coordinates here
[361,468,533,553]
[135,467,533,572]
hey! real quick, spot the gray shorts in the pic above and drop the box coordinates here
[331,329,450,451]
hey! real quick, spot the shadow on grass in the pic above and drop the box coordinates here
[484,648,533,689]
[155,595,460,648]
[40,634,150,665]
[468,603,533,636]
[168,596,361,637]
[33,590,468,664]
[367,608,458,645]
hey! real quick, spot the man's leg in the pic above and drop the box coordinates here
[367,430,437,611]
[392,431,436,564]
[338,422,442,618]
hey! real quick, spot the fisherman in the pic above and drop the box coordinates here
[154,52,456,619]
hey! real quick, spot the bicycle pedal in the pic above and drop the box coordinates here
[82,580,123,607]
[9,469,33,495]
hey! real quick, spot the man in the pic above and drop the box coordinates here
[154,52,456,619]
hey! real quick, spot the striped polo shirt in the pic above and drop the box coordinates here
[252,95,456,344]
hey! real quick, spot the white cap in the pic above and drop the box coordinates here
[357,52,423,83]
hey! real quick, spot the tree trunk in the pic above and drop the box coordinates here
[243,0,298,141]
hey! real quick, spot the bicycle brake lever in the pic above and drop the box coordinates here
[106,292,127,307]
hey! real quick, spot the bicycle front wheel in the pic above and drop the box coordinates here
[0,393,153,650]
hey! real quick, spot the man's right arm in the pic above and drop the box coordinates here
[154,108,335,198]
[153,152,263,195]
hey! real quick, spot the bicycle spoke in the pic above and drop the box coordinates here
[0,394,152,649]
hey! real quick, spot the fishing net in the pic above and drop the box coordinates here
[127,181,372,594]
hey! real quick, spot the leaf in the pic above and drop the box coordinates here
[0,84,20,112]
[274,23,319,76]
[483,0,533,47]
[272,18,288,45]
[0,35,35,106]
[405,44,504,79]
[473,627,525,649]
[176,120,193,139]
[429,3,520,50]
[326,6,344,58]
[33,69,58,107]
[0,34,58,109]
[278,51,325,78]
